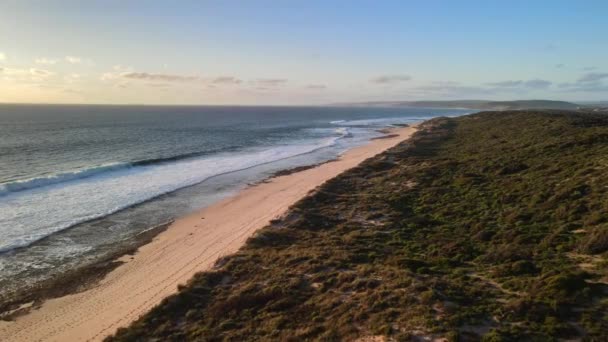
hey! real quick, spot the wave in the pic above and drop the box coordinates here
[330,116,431,127]
[0,132,350,253]
[334,127,352,138]
[0,148,243,197]
[0,163,132,197]
[0,138,344,198]
[130,147,237,167]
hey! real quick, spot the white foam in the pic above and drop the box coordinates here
[330,117,428,127]
[0,163,130,197]
[334,127,352,138]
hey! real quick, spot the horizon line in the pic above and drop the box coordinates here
[0,99,605,107]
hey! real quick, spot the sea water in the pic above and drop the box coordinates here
[0,104,468,298]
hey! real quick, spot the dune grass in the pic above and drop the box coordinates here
[109,110,608,341]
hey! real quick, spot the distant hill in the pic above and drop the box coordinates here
[335,99,581,110]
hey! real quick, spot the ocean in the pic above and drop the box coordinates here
[0,104,468,299]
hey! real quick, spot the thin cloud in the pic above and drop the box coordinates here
[432,81,460,86]
[558,72,608,92]
[103,69,241,85]
[306,84,326,89]
[415,84,496,96]
[485,79,551,89]
[121,72,200,82]
[486,80,523,87]
[578,72,608,83]
[211,76,242,85]
[558,81,608,93]
[524,79,552,89]
[30,68,54,77]
[65,56,82,64]
[147,83,170,89]
[256,78,288,87]
[371,74,411,84]
[100,72,119,81]
[64,73,82,83]
[0,67,55,82]
[3,67,54,77]
[36,58,58,65]
[62,88,82,94]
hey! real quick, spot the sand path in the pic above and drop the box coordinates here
[0,126,416,341]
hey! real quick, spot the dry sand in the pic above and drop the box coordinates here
[0,126,417,341]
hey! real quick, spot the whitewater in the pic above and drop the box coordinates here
[0,132,347,252]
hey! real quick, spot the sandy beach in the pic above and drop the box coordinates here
[0,125,417,342]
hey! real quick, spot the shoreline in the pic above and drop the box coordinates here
[0,125,418,341]
[0,221,172,321]
[0,157,341,318]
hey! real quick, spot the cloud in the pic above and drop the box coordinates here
[578,72,608,83]
[485,79,552,89]
[370,74,411,84]
[147,83,170,88]
[306,84,326,90]
[414,84,495,96]
[556,71,608,93]
[65,56,82,64]
[432,81,460,86]
[582,66,597,71]
[256,78,288,87]
[121,72,200,82]
[485,80,523,87]
[0,67,55,82]
[211,76,242,85]
[555,64,565,69]
[0,52,5,61]
[100,65,133,81]
[100,72,119,81]
[2,68,53,77]
[102,69,246,87]
[558,81,608,93]
[30,68,54,77]
[36,58,58,65]
[524,79,552,89]
[64,73,82,83]
[62,88,82,94]
[408,78,552,98]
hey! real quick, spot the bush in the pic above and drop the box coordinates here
[578,226,608,254]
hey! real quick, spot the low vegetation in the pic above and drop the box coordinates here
[110,111,608,341]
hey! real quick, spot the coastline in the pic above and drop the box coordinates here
[0,125,418,341]
[0,221,172,320]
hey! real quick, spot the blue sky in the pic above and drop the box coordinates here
[1,0,607,104]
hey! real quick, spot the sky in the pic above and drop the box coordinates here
[0,0,607,105]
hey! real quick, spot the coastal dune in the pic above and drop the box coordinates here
[0,126,417,341]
